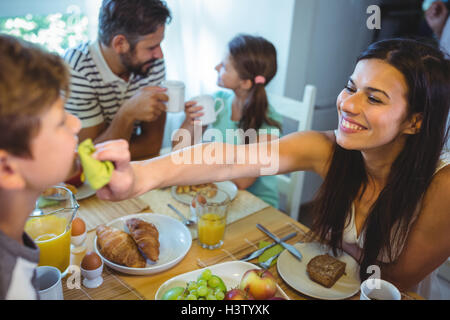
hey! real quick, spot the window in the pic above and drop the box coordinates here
[0,5,88,55]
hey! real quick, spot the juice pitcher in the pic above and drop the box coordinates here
[25,186,79,275]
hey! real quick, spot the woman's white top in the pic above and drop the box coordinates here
[341,153,449,299]
[441,16,450,57]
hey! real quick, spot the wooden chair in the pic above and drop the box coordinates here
[268,85,317,221]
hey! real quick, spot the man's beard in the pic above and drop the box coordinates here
[120,50,157,77]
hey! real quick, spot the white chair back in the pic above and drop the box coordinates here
[268,85,316,221]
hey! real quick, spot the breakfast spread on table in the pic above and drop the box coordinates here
[96,218,160,268]
[175,183,218,198]
[306,254,347,288]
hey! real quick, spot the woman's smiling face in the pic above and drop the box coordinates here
[335,59,416,153]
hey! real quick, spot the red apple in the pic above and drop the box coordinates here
[240,269,277,300]
[224,288,254,300]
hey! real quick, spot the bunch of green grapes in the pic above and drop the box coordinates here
[162,269,227,301]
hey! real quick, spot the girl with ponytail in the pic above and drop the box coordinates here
[175,34,282,208]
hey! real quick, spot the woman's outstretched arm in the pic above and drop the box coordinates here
[95,131,334,201]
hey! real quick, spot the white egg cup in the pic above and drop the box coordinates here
[81,260,104,289]
[71,231,87,247]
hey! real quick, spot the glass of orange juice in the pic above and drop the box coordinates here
[25,186,79,276]
[194,189,230,250]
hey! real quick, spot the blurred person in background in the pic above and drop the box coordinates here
[425,0,450,54]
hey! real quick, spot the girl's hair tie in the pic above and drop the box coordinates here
[254,75,266,85]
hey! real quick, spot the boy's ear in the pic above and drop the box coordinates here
[111,34,130,54]
[403,113,423,135]
[0,150,26,190]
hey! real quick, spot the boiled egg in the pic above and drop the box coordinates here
[81,252,103,270]
[71,217,86,236]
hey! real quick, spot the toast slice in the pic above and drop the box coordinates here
[307,254,346,288]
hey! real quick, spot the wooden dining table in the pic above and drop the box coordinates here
[63,188,422,301]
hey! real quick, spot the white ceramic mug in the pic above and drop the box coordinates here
[36,266,64,300]
[162,80,185,113]
[191,95,224,125]
[360,279,401,300]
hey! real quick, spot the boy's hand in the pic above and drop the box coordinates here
[93,140,136,201]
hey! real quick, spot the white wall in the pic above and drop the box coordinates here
[285,0,381,105]
[163,0,296,99]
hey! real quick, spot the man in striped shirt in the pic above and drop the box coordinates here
[64,0,171,160]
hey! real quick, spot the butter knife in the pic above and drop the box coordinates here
[240,232,297,262]
[256,224,303,261]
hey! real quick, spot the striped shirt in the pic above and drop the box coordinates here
[63,41,166,129]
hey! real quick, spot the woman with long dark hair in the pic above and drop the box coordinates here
[96,38,450,299]
[310,39,449,299]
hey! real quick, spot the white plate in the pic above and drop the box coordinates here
[155,261,290,300]
[277,242,360,300]
[75,183,97,200]
[171,181,238,205]
[94,213,192,276]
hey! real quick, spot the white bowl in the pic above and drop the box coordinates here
[155,261,290,300]
[94,213,192,276]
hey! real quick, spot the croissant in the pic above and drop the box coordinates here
[96,225,146,268]
[126,218,160,262]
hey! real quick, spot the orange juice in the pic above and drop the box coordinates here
[198,213,226,247]
[25,215,71,273]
